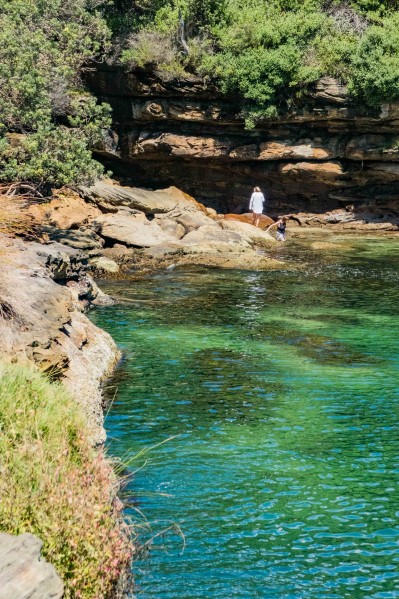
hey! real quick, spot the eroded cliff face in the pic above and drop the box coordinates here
[0,234,119,444]
[88,65,399,222]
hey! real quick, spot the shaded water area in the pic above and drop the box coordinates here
[91,234,399,599]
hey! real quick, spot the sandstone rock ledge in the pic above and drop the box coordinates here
[0,234,120,444]
[87,67,399,224]
[78,181,286,272]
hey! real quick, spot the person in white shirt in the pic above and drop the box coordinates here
[249,186,266,228]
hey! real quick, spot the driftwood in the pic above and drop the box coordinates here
[0,182,49,205]
[178,10,190,55]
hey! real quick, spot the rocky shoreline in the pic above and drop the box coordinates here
[1,180,396,411]
[0,222,130,597]
[0,233,119,444]
[0,180,292,431]
[0,180,397,597]
[0,180,289,444]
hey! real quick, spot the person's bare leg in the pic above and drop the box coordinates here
[255,215,260,228]
[252,212,256,226]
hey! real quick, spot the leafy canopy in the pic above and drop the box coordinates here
[116,0,399,125]
[0,0,111,188]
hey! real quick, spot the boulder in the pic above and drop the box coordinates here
[89,256,120,274]
[175,212,219,231]
[156,217,186,239]
[93,212,177,247]
[181,241,247,255]
[224,213,274,229]
[28,193,102,230]
[0,533,63,599]
[143,242,184,259]
[99,246,136,261]
[159,186,207,213]
[205,207,218,218]
[45,227,104,251]
[221,220,278,247]
[182,224,247,246]
[80,181,207,215]
[80,180,177,213]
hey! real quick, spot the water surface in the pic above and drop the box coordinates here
[91,234,399,599]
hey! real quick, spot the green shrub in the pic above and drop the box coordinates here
[0,364,132,598]
[112,0,399,121]
[348,14,399,107]
[202,4,326,123]
[312,24,359,83]
[0,0,111,189]
[349,0,399,16]
[121,29,187,77]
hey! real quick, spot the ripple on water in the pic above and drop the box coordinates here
[92,236,399,599]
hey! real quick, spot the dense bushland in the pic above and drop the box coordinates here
[0,0,111,189]
[0,364,132,598]
[2,0,399,183]
[114,0,399,125]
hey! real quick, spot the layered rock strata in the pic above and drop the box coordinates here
[88,66,399,225]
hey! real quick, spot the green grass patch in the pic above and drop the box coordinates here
[0,363,133,598]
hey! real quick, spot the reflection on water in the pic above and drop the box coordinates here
[91,235,399,599]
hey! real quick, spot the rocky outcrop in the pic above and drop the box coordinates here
[224,213,274,229]
[220,220,278,248]
[88,66,399,224]
[0,533,63,599]
[77,180,285,270]
[28,190,102,230]
[0,234,119,444]
[93,212,177,247]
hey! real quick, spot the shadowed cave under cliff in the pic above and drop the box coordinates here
[89,67,399,224]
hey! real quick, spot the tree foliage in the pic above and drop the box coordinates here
[116,0,399,125]
[0,0,111,189]
[348,14,399,107]
[4,0,399,182]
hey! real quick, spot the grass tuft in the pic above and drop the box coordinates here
[0,363,133,598]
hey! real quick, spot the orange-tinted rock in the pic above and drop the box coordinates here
[87,66,399,222]
[259,141,338,160]
[280,162,344,180]
[27,191,101,230]
[224,213,274,229]
[160,186,207,213]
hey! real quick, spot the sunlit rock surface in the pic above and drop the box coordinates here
[88,66,399,224]
[0,533,63,599]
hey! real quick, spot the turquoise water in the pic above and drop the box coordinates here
[91,235,399,599]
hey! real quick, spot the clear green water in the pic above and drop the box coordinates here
[91,235,399,599]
